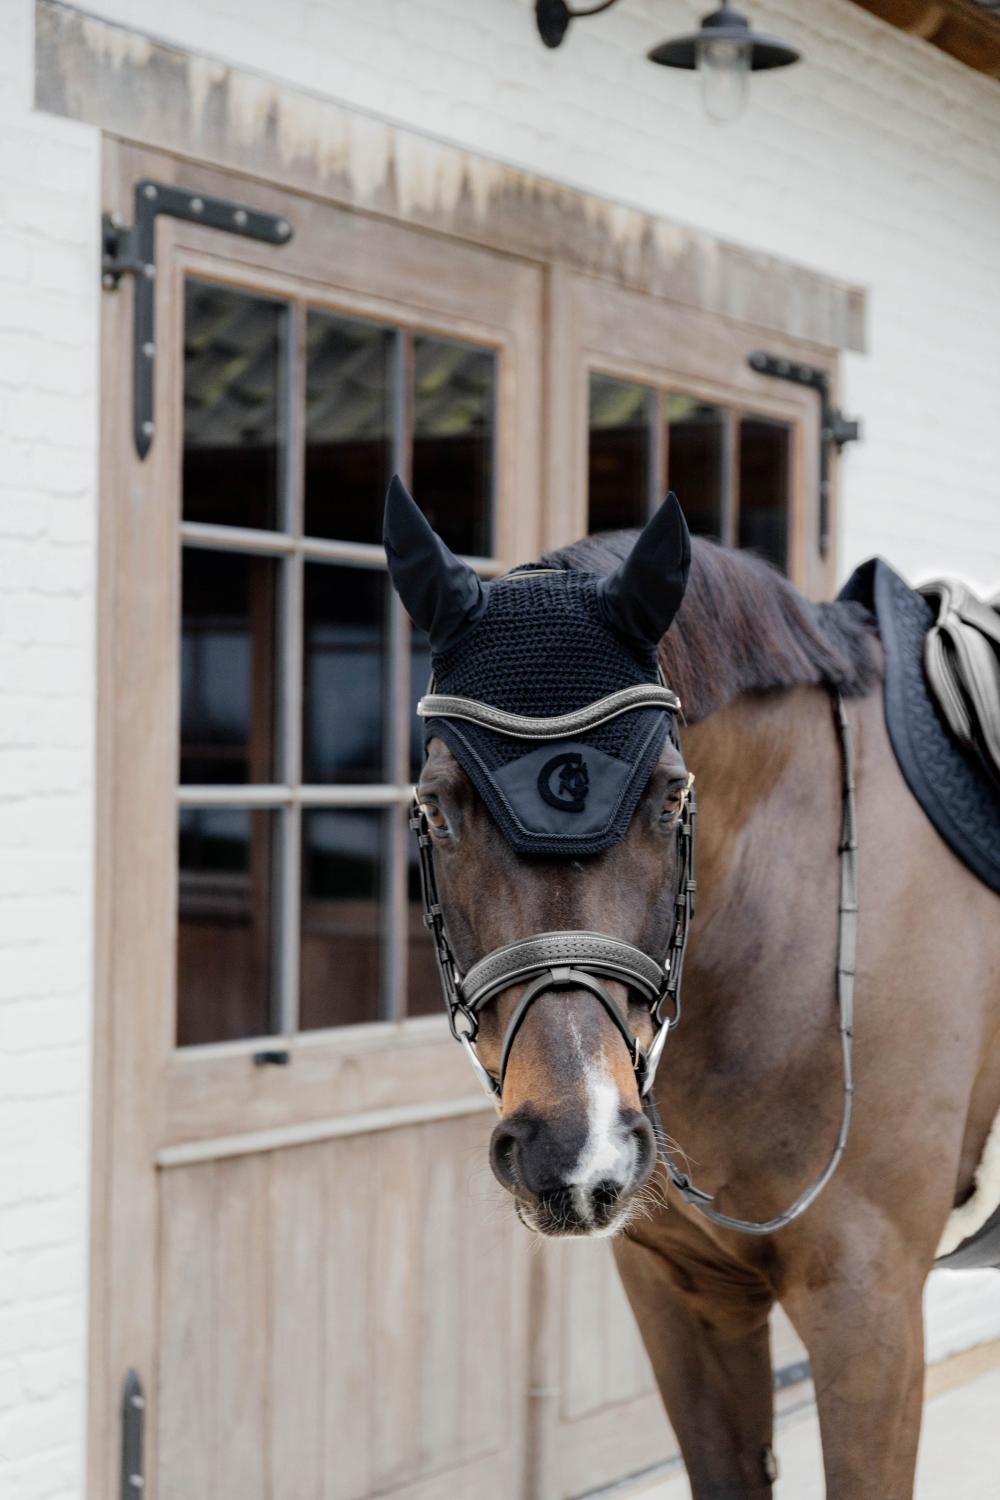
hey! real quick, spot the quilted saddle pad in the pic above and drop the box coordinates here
[839,558,1000,897]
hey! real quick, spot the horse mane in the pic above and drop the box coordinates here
[538,531,882,724]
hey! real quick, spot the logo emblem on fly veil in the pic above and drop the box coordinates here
[537,752,590,813]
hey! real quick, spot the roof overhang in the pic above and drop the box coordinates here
[849,0,1000,77]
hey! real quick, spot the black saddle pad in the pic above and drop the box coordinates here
[839,558,1000,896]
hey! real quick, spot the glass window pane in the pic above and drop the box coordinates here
[183,281,288,531]
[666,396,726,542]
[588,374,654,533]
[180,549,278,785]
[412,336,495,557]
[302,563,387,784]
[738,417,791,572]
[300,809,386,1029]
[177,807,278,1046]
[304,312,395,544]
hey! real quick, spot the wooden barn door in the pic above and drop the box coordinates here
[94,140,542,1500]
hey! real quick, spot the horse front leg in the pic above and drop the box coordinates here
[781,1252,926,1500]
[614,1232,778,1500]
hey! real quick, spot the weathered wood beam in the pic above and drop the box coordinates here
[850,0,1000,76]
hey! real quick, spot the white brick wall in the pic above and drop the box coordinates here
[2,0,998,1492]
[80,0,1000,587]
[0,1,98,1494]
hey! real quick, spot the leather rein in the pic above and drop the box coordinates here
[411,686,858,1237]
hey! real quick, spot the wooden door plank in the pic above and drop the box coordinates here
[269,1144,326,1500]
[415,1121,463,1473]
[371,1126,423,1489]
[324,1134,374,1500]
[458,1118,514,1467]
[214,1155,269,1499]
[560,1240,610,1421]
[157,1164,217,1500]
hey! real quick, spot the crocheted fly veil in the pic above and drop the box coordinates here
[384,477,690,855]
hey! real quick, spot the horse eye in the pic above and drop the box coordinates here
[421,799,450,835]
[660,780,688,824]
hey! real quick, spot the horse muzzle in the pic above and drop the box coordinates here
[490,1102,656,1237]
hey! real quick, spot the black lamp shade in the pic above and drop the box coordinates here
[648,5,799,71]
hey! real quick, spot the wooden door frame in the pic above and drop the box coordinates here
[90,136,544,1500]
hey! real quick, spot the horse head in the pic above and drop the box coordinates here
[385,477,693,1238]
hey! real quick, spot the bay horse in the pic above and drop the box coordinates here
[385,477,1000,1500]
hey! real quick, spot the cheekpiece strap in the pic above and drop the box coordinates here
[417,683,680,741]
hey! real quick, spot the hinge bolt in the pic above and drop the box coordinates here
[142,264,155,280]
[190,197,204,214]
[233,208,248,227]
[276,219,290,238]
[141,420,155,438]
[102,273,116,290]
[129,1475,145,1490]
[109,211,123,229]
[130,1393,145,1410]
[142,342,155,358]
[143,184,157,200]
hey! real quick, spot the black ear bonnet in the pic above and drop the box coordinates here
[384,477,689,855]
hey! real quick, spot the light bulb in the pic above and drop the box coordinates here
[697,35,751,122]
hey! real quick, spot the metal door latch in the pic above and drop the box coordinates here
[101,180,294,459]
[120,1369,145,1499]
[748,352,861,559]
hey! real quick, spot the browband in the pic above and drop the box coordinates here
[417,683,681,741]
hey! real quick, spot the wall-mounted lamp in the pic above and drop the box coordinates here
[535,1,801,122]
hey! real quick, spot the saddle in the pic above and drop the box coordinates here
[839,559,1000,897]
[921,578,1000,792]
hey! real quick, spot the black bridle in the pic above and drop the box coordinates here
[411,688,858,1237]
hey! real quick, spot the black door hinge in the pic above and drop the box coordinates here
[120,1369,145,1500]
[748,352,861,560]
[101,180,294,460]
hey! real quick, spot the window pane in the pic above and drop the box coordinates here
[739,417,791,572]
[180,549,278,785]
[407,835,444,1017]
[588,375,654,533]
[302,563,387,784]
[666,396,726,542]
[300,809,386,1029]
[304,312,395,543]
[412,336,495,557]
[176,807,278,1045]
[183,281,288,531]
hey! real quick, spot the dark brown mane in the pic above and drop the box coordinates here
[539,531,881,723]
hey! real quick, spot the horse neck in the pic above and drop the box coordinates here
[677,684,848,1051]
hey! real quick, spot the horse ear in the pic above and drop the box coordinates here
[383,475,488,652]
[599,492,691,647]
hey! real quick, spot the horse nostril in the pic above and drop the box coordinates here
[626,1111,656,1185]
[591,1178,624,1211]
[490,1121,524,1191]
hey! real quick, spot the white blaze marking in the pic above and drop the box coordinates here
[567,1055,635,1226]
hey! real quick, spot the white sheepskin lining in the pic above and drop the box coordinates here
[937,1107,1000,1259]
